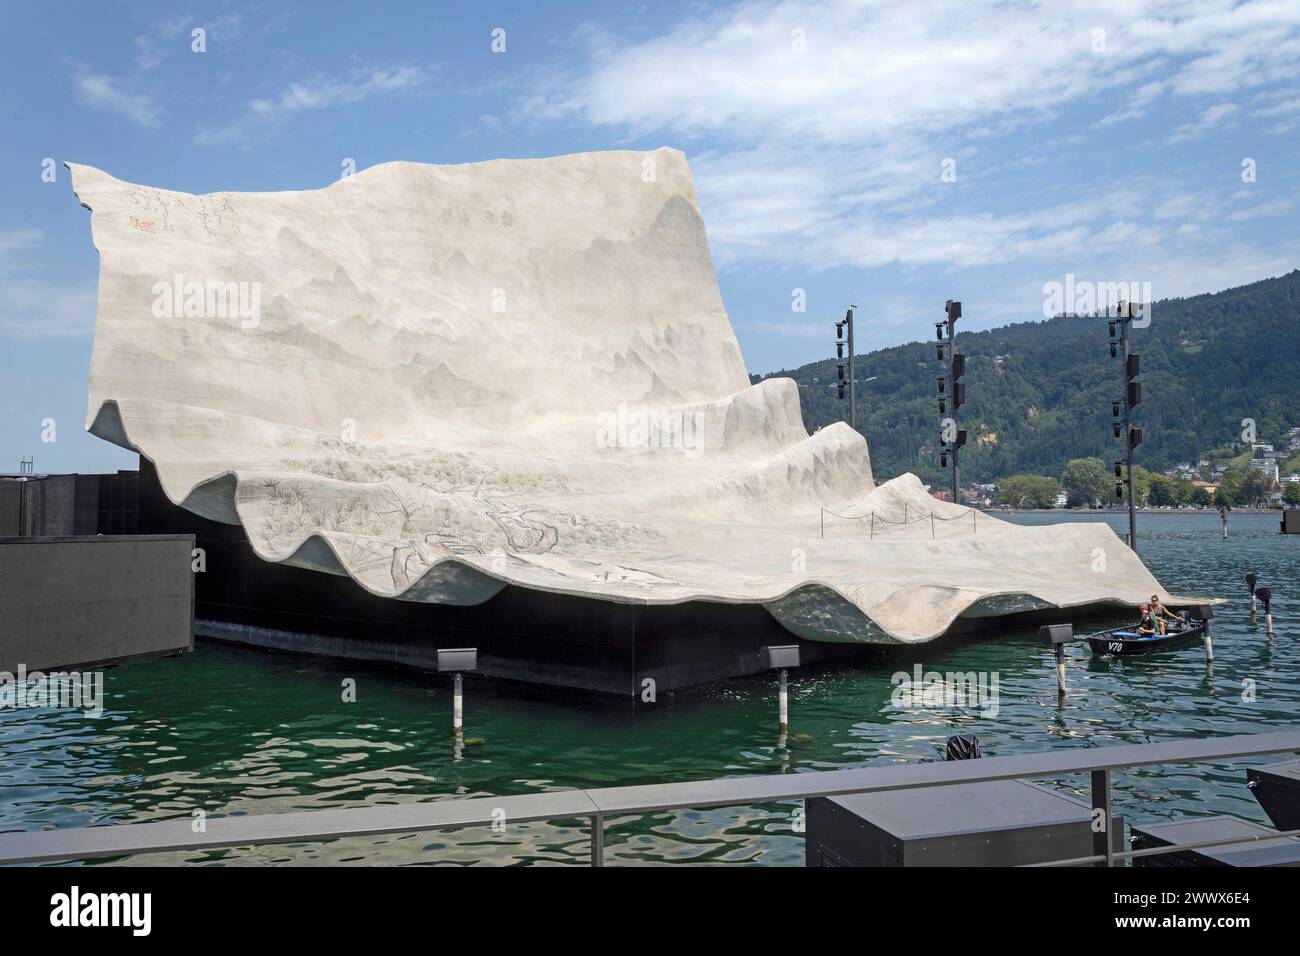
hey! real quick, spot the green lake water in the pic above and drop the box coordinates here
[2,511,1296,865]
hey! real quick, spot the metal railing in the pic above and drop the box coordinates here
[1,730,1297,867]
[820,502,981,539]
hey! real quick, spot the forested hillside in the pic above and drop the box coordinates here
[754,270,1300,485]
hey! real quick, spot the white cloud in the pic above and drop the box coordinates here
[1168,101,1239,142]
[0,231,97,339]
[547,1,1300,145]
[195,63,438,146]
[528,0,1300,293]
[74,72,161,127]
[1098,80,1166,126]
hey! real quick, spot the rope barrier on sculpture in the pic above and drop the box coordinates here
[819,502,981,539]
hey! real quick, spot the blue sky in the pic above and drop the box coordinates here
[2,0,1298,473]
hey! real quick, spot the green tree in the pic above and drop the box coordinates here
[1122,465,1152,507]
[1190,486,1213,508]
[1284,483,1300,506]
[1062,457,1107,508]
[1147,475,1173,507]
[1217,468,1245,506]
[1242,469,1274,507]
[997,474,1061,509]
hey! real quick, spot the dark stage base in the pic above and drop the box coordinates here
[136,460,867,696]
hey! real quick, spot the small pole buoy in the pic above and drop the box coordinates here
[1246,573,1257,618]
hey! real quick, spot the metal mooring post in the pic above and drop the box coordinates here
[765,646,800,737]
[437,648,477,737]
[1038,624,1073,697]
[1259,587,1274,637]
[590,814,604,867]
[453,673,464,733]
[1091,769,1114,867]
[778,668,789,733]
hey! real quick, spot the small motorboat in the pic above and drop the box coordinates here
[1086,619,1207,656]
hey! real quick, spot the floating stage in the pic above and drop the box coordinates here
[68,149,1192,695]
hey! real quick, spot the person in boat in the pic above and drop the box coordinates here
[1136,604,1158,635]
[1150,595,1181,632]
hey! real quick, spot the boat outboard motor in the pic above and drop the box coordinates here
[945,733,981,761]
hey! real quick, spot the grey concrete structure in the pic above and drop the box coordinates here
[0,534,194,672]
[0,471,140,537]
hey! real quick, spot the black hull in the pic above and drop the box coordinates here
[1087,623,1206,655]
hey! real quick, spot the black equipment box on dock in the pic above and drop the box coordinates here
[1247,760,1300,832]
[1131,817,1300,867]
[805,780,1122,867]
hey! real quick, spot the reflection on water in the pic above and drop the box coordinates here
[1,511,1295,865]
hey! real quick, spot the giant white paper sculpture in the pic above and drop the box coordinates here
[68,149,1177,644]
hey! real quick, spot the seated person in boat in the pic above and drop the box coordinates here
[1150,595,1180,632]
[1136,604,1158,635]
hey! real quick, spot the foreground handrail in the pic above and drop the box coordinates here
[2,730,1297,866]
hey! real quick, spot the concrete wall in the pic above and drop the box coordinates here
[0,535,194,672]
[0,470,139,538]
[0,483,19,537]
